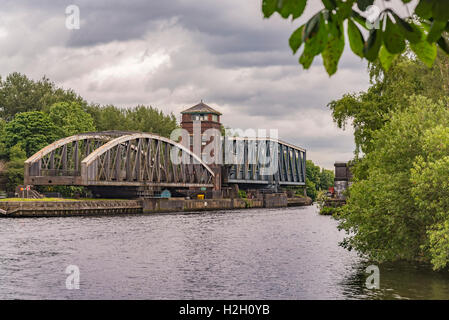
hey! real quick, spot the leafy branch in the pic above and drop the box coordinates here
[262,0,449,75]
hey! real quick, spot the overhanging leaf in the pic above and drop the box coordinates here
[299,46,315,69]
[303,12,321,42]
[299,13,328,69]
[410,38,437,68]
[379,45,397,71]
[427,20,447,43]
[335,1,353,23]
[415,0,434,20]
[262,0,277,18]
[437,36,449,55]
[351,10,369,30]
[384,15,406,54]
[432,0,449,22]
[348,19,364,58]
[278,0,308,20]
[391,13,422,44]
[289,25,305,54]
[322,0,337,10]
[356,0,374,11]
[322,30,345,75]
[364,29,382,62]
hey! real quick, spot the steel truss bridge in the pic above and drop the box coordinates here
[24,131,215,190]
[24,131,306,194]
[224,137,306,188]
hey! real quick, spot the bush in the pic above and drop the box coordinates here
[316,190,329,210]
[305,178,317,202]
[319,206,341,216]
[238,190,247,199]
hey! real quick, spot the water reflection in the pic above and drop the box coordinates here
[340,260,449,300]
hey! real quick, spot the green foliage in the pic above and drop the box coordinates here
[410,126,449,269]
[348,18,364,58]
[316,189,329,210]
[238,189,247,199]
[2,111,58,158]
[124,105,178,137]
[318,167,334,190]
[262,0,449,75]
[0,72,180,193]
[85,104,178,138]
[319,206,341,216]
[337,96,449,269]
[305,178,317,201]
[328,51,449,155]
[0,72,86,120]
[48,102,95,138]
[306,159,335,200]
[6,144,26,191]
[0,118,7,159]
[37,185,88,198]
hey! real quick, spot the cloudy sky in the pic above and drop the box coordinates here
[0,0,417,169]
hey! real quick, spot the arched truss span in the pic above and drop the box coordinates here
[24,132,215,188]
[81,133,214,187]
[25,132,124,179]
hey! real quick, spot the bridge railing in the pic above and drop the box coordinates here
[39,169,81,177]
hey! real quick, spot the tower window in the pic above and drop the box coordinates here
[192,114,208,121]
[212,114,218,122]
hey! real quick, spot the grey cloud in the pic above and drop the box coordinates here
[0,0,373,169]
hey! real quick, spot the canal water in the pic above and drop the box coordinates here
[1,205,449,300]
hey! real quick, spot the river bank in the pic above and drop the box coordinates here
[0,194,312,217]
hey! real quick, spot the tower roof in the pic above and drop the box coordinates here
[181,101,222,115]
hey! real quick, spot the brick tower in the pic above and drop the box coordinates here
[180,101,222,191]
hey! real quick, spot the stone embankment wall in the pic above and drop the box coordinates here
[0,193,312,218]
[141,198,264,213]
[0,200,142,217]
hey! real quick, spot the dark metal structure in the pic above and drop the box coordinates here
[24,131,215,189]
[224,137,306,188]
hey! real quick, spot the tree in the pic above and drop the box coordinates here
[6,144,27,191]
[262,0,449,75]
[2,111,58,158]
[304,159,334,201]
[85,104,128,132]
[306,159,321,188]
[305,178,317,201]
[48,102,95,138]
[328,51,449,155]
[0,118,7,159]
[124,105,178,137]
[318,168,334,190]
[0,73,87,120]
[410,125,449,269]
[85,104,178,138]
[337,96,449,269]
